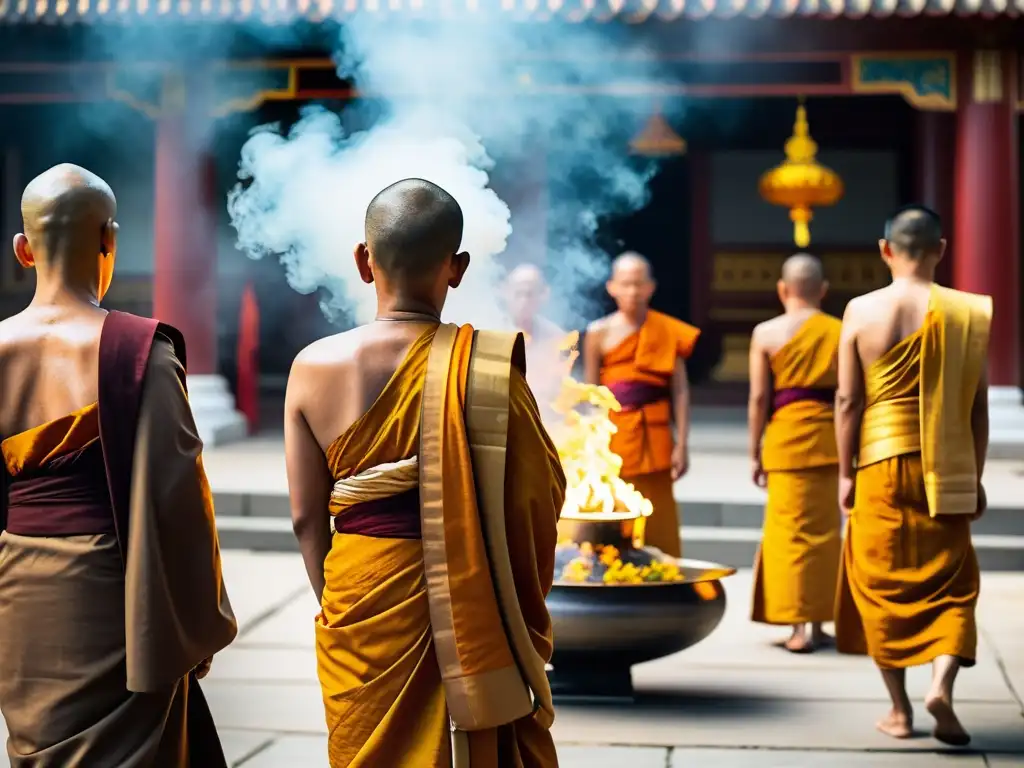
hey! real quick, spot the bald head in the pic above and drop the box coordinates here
[607,251,655,314]
[364,179,463,279]
[780,253,825,300]
[611,251,653,282]
[20,163,116,265]
[883,205,943,260]
[505,262,549,324]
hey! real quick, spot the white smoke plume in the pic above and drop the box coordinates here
[228,19,672,329]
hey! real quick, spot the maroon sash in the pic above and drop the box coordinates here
[333,488,422,539]
[606,380,671,412]
[771,386,835,414]
[98,310,186,567]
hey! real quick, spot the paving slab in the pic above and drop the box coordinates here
[553,700,1024,753]
[203,680,327,734]
[235,593,321,647]
[669,750,988,767]
[235,735,329,767]
[218,730,275,766]
[559,746,669,767]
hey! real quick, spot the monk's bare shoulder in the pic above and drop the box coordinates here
[586,314,613,337]
[290,328,365,384]
[841,288,888,333]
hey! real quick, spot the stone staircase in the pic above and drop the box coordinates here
[204,412,1024,571]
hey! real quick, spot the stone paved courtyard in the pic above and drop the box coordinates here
[8,551,1017,767]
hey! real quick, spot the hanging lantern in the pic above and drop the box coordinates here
[758,99,843,248]
[630,110,687,157]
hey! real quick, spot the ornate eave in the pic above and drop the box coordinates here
[0,0,1020,23]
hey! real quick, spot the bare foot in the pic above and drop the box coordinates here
[784,633,815,654]
[875,709,913,739]
[926,695,971,747]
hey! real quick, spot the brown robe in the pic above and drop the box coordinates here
[0,311,237,766]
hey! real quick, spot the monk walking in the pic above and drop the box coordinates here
[583,252,699,558]
[834,206,989,746]
[749,254,842,653]
[503,262,569,421]
[0,164,237,766]
[285,179,564,767]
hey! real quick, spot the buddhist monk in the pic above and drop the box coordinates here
[284,178,564,768]
[748,254,842,653]
[503,263,569,422]
[583,252,699,558]
[0,164,237,766]
[834,205,990,747]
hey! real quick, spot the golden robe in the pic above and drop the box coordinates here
[600,310,700,558]
[0,334,236,766]
[752,313,842,626]
[835,286,991,668]
[315,325,564,768]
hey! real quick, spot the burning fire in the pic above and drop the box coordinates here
[549,333,654,523]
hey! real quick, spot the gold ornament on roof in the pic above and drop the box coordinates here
[630,110,687,157]
[758,98,844,248]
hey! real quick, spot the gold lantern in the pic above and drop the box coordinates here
[758,99,843,248]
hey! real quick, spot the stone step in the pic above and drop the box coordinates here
[211,488,1024,538]
[213,517,1024,571]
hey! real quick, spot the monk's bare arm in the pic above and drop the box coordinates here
[971,366,989,480]
[284,361,334,599]
[672,355,691,450]
[835,302,865,481]
[747,326,771,465]
[582,324,602,386]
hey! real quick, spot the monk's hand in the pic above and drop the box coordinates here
[671,444,689,480]
[971,483,987,522]
[751,458,767,488]
[194,657,213,680]
[839,475,856,518]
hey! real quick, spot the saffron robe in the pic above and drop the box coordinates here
[0,311,237,766]
[315,325,564,768]
[752,313,842,626]
[835,287,991,668]
[600,310,700,558]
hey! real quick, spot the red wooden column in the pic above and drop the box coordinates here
[954,50,1020,389]
[153,70,217,374]
[914,111,955,287]
[152,69,246,444]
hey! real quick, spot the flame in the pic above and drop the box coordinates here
[550,333,654,523]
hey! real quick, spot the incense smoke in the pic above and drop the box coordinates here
[228,20,670,329]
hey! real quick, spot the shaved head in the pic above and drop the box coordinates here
[364,179,463,279]
[21,163,116,264]
[611,251,653,282]
[607,251,655,315]
[883,205,943,260]
[507,262,545,287]
[505,262,549,324]
[781,253,825,299]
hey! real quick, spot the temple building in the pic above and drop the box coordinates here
[0,7,1021,444]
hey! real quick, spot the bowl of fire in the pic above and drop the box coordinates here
[546,515,736,700]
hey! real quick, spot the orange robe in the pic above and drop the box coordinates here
[835,286,991,668]
[315,325,564,767]
[600,310,700,558]
[751,313,842,626]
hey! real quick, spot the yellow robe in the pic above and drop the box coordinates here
[315,326,564,768]
[835,287,990,668]
[751,313,842,626]
[600,310,700,558]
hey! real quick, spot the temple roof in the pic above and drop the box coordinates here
[0,0,1019,22]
